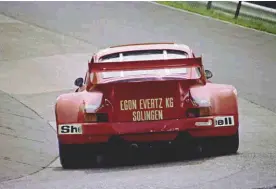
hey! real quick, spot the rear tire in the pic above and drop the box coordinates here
[199,131,239,157]
[59,143,79,169]
[221,131,239,154]
[59,143,103,169]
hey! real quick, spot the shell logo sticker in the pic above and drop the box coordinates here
[214,116,235,127]
[58,124,82,135]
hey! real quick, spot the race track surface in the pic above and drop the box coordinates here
[0,90,56,182]
[0,2,276,189]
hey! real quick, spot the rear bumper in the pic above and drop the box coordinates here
[58,115,238,144]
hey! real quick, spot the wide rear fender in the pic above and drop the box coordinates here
[190,83,238,115]
[210,85,238,116]
[55,91,103,124]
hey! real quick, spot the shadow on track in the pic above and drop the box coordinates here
[52,146,240,172]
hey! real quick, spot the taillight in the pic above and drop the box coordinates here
[186,107,211,118]
[84,113,109,122]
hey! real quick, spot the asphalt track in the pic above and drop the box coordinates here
[0,1,276,189]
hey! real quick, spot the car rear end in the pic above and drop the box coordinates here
[56,47,239,168]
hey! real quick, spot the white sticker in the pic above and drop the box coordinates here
[58,124,82,135]
[214,116,235,127]
[195,120,212,126]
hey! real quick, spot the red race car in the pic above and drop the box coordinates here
[55,43,239,168]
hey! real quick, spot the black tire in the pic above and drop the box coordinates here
[222,131,239,154]
[59,143,79,169]
[199,131,239,157]
[59,143,103,169]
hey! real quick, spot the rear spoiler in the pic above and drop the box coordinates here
[89,57,203,72]
[88,57,207,85]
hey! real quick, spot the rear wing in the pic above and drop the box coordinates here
[89,57,203,72]
[88,57,207,85]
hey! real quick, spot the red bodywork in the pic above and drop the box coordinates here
[55,43,239,145]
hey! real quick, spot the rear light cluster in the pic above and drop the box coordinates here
[84,113,109,122]
[186,107,211,118]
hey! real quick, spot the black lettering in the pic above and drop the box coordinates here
[71,126,78,133]
[225,117,228,125]
[218,120,224,125]
[61,126,70,133]
[228,117,232,125]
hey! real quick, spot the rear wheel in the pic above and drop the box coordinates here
[59,143,105,169]
[59,143,79,169]
[203,131,239,156]
[220,131,239,154]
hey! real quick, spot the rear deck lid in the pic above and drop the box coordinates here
[89,57,206,122]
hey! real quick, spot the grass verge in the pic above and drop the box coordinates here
[157,1,276,35]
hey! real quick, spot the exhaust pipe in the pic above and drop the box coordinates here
[196,144,203,153]
[96,155,104,165]
[130,143,139,149]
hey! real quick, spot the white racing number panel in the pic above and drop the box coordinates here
[58,124,82,135]
[214,116,235,127]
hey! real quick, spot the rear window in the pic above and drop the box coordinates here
[97,49,189,79]
[99,49,188,62]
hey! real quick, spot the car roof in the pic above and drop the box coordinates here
[94,43,193,61]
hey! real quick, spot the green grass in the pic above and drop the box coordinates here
[158,1,276,35]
